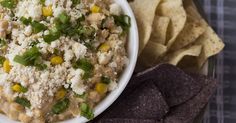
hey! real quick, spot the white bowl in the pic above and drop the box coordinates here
[0,0,139,122]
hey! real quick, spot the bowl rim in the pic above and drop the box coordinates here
[0,0,139,123]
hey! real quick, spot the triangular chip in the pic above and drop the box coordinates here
[170,15,206,51]
[129,0,161,54]
[157,0,187,48]
[138,42,167,67]
[185,6,225,67]
[165,45,202,65]
[150,16,170,45]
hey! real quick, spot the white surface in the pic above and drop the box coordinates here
[0,0,139,122]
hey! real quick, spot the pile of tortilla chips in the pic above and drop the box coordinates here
[129,0,225,70]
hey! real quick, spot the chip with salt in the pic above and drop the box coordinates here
[156,0,187,48]
[129,0,160,54]
[165,45,202,66]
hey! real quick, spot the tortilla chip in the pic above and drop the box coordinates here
[96,81,169,120]
[138,42,167,67]
[165,45,202,66]
[185,6,225,67]
[176,56,199,71]
[136,64,203,107]
[129,0,161,54]
[195,27,225,67]
[183,0,197,9]
[156,0,187,48]
[170,15,206,51]
[164,73,217,123]
[150,16,170,45]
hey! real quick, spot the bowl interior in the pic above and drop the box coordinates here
[0,0,139,123]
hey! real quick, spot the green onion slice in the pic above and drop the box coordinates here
[80,103,94,120]
[14,97,31,108]
[0,0,17,9]
[52,98,70,114]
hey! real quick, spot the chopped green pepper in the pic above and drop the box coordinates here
[20,85,28,93]
[0,0,17,9]
[31,21,47,33]
[58,12,70,24]
[29,40,40,47]
[74,92,87,99]
[13,46,41,66]
[80,103,94,120]
[101,76,111,84]
[72,0,80,7]
[72,58,94,79]
[20,17,32,26]
[113,15,131,33]
[0,56,5,66]
[14,97,31,108]
[43,30,61,44]
[0,38,6,47]
[77,26,95,39]
[52,98,70,114]
[20,17,47,33]
[40,0,45,5]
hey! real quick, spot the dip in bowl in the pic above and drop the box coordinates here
[0,0,138,122]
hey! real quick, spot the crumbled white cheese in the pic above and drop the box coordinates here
[26,109,34,117]
[45,0,53,6]
[110,3,122,16]
[64,49,74,62]
[24,26,32,36]
[87,13,105,25]
[16,0,42,20]
[53,6,64,17]
[72,43,87,59]
[108,62,117,68]
[69,69,86,95]
[108,81,118,91]
[97,51,113,65]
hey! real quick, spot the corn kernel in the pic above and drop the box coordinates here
[0,14,4,19]
[50,56,63,65]
[55,88,66,100]
[12,84,22,92]
[90,5,101,13]
[42,5,53,17]
[95,83,108,95]
[99,43,110,52]
[3,60,11,73]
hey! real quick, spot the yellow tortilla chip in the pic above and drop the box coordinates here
[138,41,167,67]
[170,15,206,51]
[183,0,198,11]
[157,0,187,48]
[129,0,161,54]
[185,6,225,67]
[150,16,170,45]
[165,45,202,66]
[195,27,225,67]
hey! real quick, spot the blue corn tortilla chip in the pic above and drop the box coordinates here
[90,64,215,123]
[106,81,168,119]
[90,81,169,122]
[163,73,217,123]
[135,64,203,107]
[95,119,162,123]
